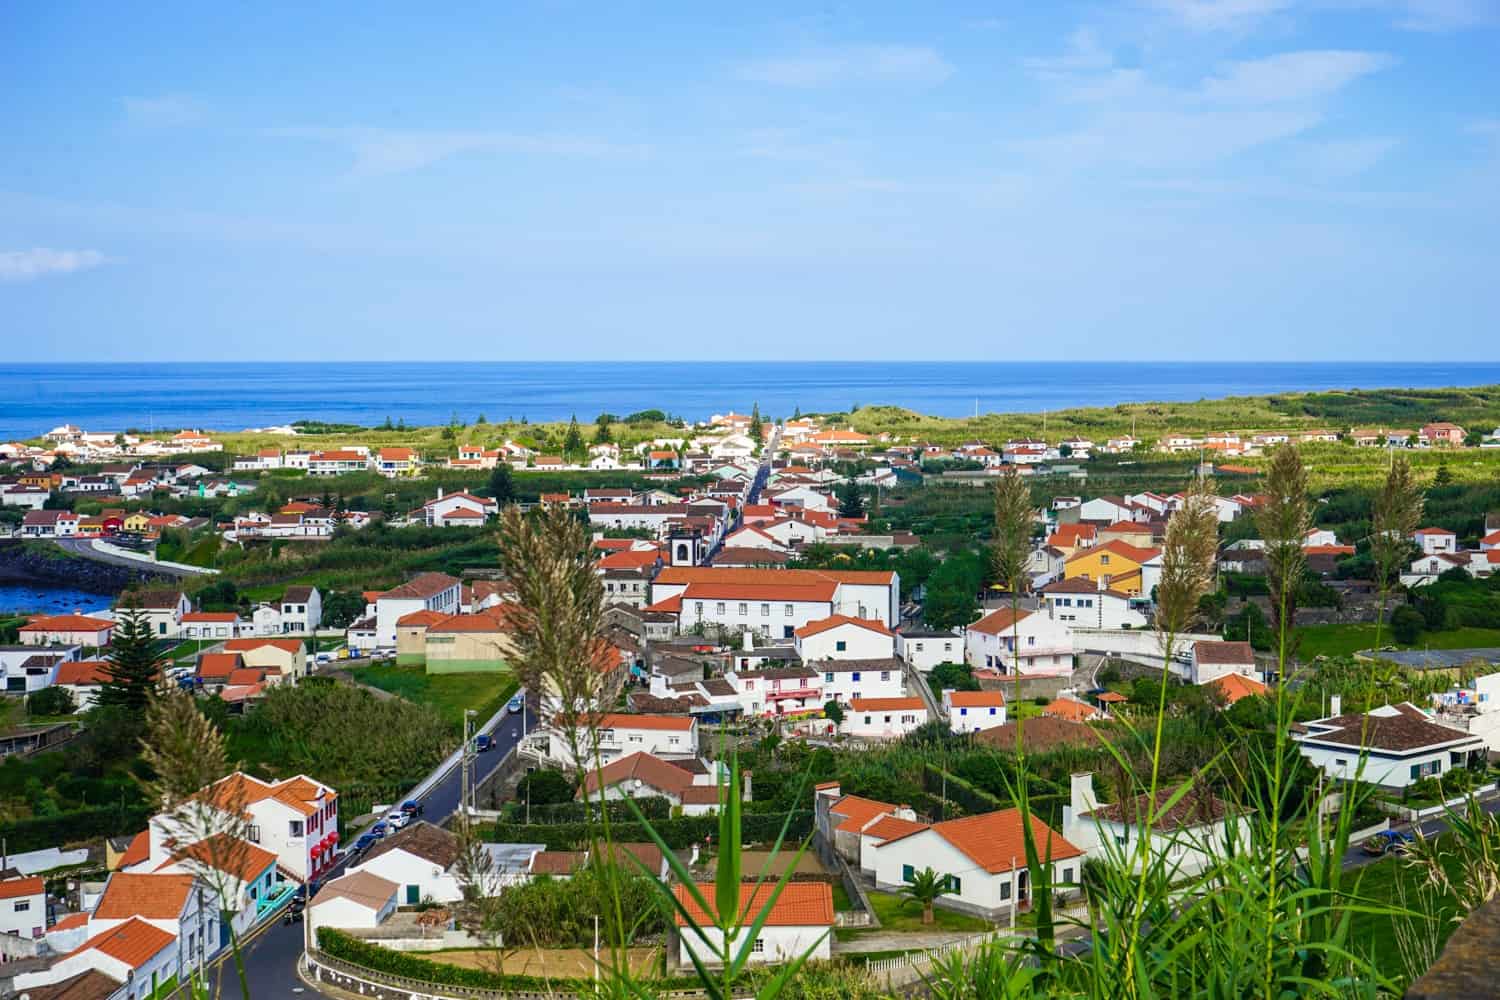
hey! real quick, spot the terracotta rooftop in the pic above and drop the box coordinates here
[64,918,175,970]
[879,809,1082,872]
[673,881,833,927]
[93,873,196,920]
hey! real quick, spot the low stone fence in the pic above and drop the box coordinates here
[1375,783,1499,822]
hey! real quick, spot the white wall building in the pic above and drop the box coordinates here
[944,689,1008,733]
[895,628,962,672]
[673,883,833,968]
[841,697,928,740]
[793,616,896,662]
[1293,701,1486,790]
[963,607,1074,678]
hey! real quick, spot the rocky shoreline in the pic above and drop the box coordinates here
[0,540,156,595]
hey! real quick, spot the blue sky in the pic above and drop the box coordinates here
[2,1,1496,361]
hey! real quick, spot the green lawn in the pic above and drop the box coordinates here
[345,662,517,732]
[1347,850,1464,984]
[831,882,853,912]
[836,890,992,938]
[1295,624,1500,661]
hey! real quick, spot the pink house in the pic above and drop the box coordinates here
[1420,423,1466,447]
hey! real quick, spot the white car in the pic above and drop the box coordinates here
[384,811,410,830]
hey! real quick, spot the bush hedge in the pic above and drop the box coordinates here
[317,927,698,991]
[485,809,813,850]
[0,803,151,853]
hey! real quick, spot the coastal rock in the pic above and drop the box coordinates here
[0,540,164,595]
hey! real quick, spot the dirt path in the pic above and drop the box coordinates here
[430,946,659,977]
[833,930,976,954]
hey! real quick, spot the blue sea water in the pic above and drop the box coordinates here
[1,361,1498,440]
[0,583,112,616]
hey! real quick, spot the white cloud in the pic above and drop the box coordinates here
[733,45,953,87]
[1393,0,1498,32]
[1143,0,1296,32]
[1015,108,1321,169]
[1023,28,1115,76]
[1294,136,1400,175]
[0,249,105,283]
[1199,50,1395,103]
[121,95,205,127]
[270,127,649,176]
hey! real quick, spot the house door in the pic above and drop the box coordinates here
[407,884,420,905]
[1017,869,1030,903]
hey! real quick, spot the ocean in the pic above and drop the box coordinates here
[0,583,112,616]
[2,361,1498,440]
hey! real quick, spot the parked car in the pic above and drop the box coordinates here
[370,820,389,839]
[315,651,333,663]
[1361,829,1413,856]
[385,810,410,830]
[352,833,378,856]
[475,734,494,752]
[507,694,524,714]
[400,799,424,817]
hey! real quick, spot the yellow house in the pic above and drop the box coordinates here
[1063,539,1159,596]
[122,511,153,534]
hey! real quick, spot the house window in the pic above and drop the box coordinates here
[784,604,793,616]
[824,672,834,683]
[1062,867,1073,884]
[716,603,726,615]
[960,708,968,716]
[835,640,847,652]
[629,734,643,743]
[1100,555,1110,566]
[290,820,304,837]
[864,716,872,725]
[695,603,704,615]
[761,604,770,617]
[669,736,680,746]
[248,825,261,843]
[944,643,952,652]
[946,875,962,894]
[1027,636,1035,646]
[1410,764,1421,780]
[752,938,765,954]
[989,708,997,716]
[1000,882,1011,900]
[880,671,890,681]
[14,900,29,912]
[739,603,748,615]
[902,864,915,882]
[852,672,861,682]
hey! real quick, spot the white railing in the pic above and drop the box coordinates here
[862,928,1008,979]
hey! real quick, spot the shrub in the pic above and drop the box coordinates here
[1391,605,1425,644]
[27,686,76,716]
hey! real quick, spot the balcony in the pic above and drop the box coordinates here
[767,686,821,701]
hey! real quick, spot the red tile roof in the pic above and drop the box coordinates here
[596,713,695,732]
[55,660,111,685]
[946,689,1007,708]
[94,873,196,920]
[673,881,833,927]
[196,653,242,679]
[0,876,43,899]
[19,614,114,633]
[862,815,929,842]
[966,607,1032,636]
[163,834,278,883]
[1043,697,1100,722]
[66,918,176,970]
[880,809,1082,872]
[1194,641,1255,665]
[848,697,925,712]
[223,638,303,655]
[397,609,448,628]
[1211,673,1269,704]
[828,795,901,834]
[182,612,238,623]
[793,615,892,639]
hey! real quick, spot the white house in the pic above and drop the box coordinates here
[189,772,341,882]
[1062,772,1243,879]
[369,572,463,646]
[1187,640,1258,686]
[150,834,280,941]
[1078,497,1134,523]
[1413,527,1457,555]
[0,876,45,938]
[1039,578,1148,630]
[417,490,497,528]
[17,614,114,648]
[347,821,463,905]
[726,667,824,717]
[895,628,962,672]
[307,871,399,936]
[528,714,699,769]
[577,752,730,816]
[867,810,1083,920]
[1292,700,1486,790]
[650,568,900,631]
[278,585,322,633]
[116,589,191,639]
[841,697,928,740]
[793,615,896,662]
[944,689,1008,733]
[673,882,833,968]
[13,918,179,998]
[963,607,1074,678]
[818,658,906,705]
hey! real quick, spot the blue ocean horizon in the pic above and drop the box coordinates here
[2,361,1498,440]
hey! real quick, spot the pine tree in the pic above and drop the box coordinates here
[838,481,866,519]
[749,403,762,442]
[563,415,584,457]
[792,405,801,420]
[594,417,613,445]
[97,608,160,713]
[488,463,515,506]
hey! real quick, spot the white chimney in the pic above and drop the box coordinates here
[437,487,444,499]
[1330,694,1342,717]
[1070,772,1098,815]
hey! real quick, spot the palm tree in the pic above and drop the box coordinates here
[900,866,954,925]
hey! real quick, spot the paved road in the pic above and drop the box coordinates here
[206,695,536,1000]
[53,537,206,578]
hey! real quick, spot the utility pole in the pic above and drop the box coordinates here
[461,709,477,819]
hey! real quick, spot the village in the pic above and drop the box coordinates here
[2,405,1500,998]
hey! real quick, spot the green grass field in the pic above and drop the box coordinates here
[1295,624,1500,660]
[345,661,517,732]
[1348,847,1464,984]
[834,890,992,939]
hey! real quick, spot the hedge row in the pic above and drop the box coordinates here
[485,810,814,851]
[501,795,672,825]
[317,927,699,991]
[0,803,152,853]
